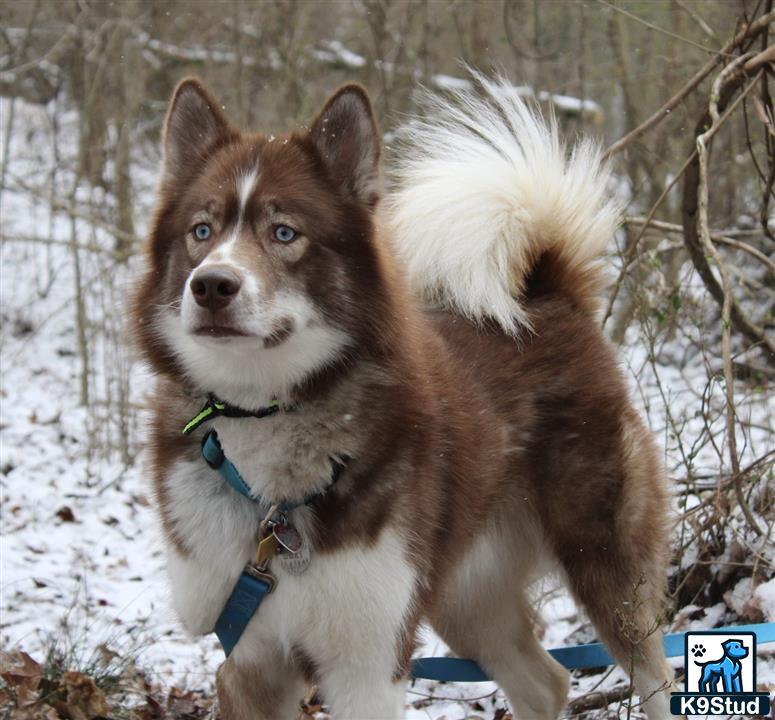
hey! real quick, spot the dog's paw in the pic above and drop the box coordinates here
[691,643,706,657]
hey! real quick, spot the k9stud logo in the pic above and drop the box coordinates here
[670,631,770,715]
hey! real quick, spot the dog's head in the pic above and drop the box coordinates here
[133,79,393,407]
[721,639,749,659]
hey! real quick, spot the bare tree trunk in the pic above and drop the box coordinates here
[114,12,141,259]
[68,179,90,407]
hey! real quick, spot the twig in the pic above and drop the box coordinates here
[4,171,139,248]
[405,687,498,703]
[745,45,775,72]
[1,233,128,259]
[601,150,696,328]
[674,0,721,42]
[566,684,633,714]
[603,9,775,160]
[595,0,733,58]
[623,217,775,274]
[695,54,764,537]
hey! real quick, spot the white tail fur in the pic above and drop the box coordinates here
[386,74,620,333]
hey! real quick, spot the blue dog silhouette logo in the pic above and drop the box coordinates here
[670,630,770,716]
[693,638,748,693]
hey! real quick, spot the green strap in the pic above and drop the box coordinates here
[182,399,224,435]
[181,395,279,435]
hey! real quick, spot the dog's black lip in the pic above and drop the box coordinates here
[193,325,253,338]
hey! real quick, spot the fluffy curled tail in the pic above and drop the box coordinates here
[386,74,620,334]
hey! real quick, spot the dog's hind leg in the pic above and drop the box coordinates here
[555,496,674,720]
[430,531,569,720]
[537,408,675,719]
[565,559,673,719]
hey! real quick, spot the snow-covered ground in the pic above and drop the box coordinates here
[1,97,772,718]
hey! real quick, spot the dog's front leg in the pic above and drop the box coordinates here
[217,648,306,720]
[287,527,417,719]
[317,661,405,719]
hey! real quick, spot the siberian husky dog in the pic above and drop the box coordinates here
[131,74,674,719]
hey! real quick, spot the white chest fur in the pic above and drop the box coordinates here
[162,410,360,636]
[164,454,260,635]
[209,412,352,503]
[162,444,418,693]
[161,403,419,720]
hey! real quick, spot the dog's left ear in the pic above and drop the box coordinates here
[310,85,380,208]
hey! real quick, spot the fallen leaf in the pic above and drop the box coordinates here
[134,695,163,720]
[0,649,42,691]
[55,507,76,523]
[166,686,198,715]
[59,671,110,720]
[9,701,60,720]
[95,645,117,667]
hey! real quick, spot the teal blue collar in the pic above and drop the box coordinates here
[201,429,346,514]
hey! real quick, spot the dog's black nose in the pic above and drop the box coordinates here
[191,267,242,311]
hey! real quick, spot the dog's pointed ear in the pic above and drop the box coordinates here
[310,85,380,208]
[163,78,231,181]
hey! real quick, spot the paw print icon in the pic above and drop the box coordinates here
[691,643,706,657]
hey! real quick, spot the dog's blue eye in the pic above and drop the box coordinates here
[274,225,297,243]
[193,223,211,241]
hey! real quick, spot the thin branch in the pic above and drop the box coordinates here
[566,684,634,715]
[603,9,775,160]
[595,0,733,58]
[623,217,775,274]
[674,0,721,42]
[4,171,139,248]
[602,150,696,328]
[1,233,127,260]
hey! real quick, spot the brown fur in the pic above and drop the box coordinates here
[131,77,673,719]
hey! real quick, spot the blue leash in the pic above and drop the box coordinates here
[215,572,274,656]
[410,622,775,681]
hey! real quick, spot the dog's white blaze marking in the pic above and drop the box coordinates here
[238,164,260,218]
[193,163,260,277]
[201,228,243,268]
[183,163,263,308]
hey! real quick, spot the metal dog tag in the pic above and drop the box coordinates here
[276,523,311,575]
[280,544,311,575]
[273,523,303,554]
